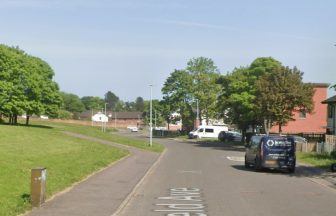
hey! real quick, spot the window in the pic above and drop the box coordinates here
[205,128,214,133]
[299,111,306,119]
[198,128,204,132]
[251,136,261,146]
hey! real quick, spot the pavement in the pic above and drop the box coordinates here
[26,132,336,216]
[26,132,160,216]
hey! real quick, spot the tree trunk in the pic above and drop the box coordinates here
[14,115,18,124]
[264,119,270,135]
[26,115,30,125]
[278,123,282,134]
[9,114,12,124]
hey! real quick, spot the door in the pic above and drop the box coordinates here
[247,136,261,163]
[204,128,214,138]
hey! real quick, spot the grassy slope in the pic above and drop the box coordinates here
[41,121,164,153]
[297,152,336,169]
[0,124,128,216]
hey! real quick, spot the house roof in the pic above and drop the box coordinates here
[108,112,143,119]
[308,83,330,88]
[322,95,336,104]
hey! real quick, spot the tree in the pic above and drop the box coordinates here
[186,57,221,124]
[135,97,145,112]
[60,92,85,115]
[104,91,119,110]
[0,44,62,125]
[162,69,194,131]
[255,66,314,134]
[217,67,258,140]
[81,96,104,110]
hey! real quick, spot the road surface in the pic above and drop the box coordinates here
[118,136,336,216]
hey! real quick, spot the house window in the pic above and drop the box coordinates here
[299,111,306,119]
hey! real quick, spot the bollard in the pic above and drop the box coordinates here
[31,167,47,207]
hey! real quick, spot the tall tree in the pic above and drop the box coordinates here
[255,66,314,134]
[186,57,221,124]
[81,96,104,110]
[60,92,85,114]
[135,96,145,112]
[104,91,119,110]
[162,69,194,131]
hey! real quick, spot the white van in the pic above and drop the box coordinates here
[188,125,228,139]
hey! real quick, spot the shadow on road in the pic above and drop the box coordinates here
[232,164,336,183]
[190,140,246,152]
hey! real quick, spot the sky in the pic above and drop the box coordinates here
[0,0,335,101]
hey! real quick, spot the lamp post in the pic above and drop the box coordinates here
[149,84,153,147]
[195,99,200,128]
[104,103,108,132]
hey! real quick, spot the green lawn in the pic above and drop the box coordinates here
[0,124,128,216]
[39,121,164,153]
[297,152,336,169]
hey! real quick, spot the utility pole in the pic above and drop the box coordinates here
[104,103,107,132]
[149,84,153,147]
[154,109,157,129]
[114,112,117,129]
[196,99,200,128]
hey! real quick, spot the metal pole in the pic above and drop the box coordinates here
[149,84,153,147]
[114,112,117,128]
[154,109,157,129]
[196,99,199,124]
[104,103,107,132]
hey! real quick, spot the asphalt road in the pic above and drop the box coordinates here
[118,136,336,216]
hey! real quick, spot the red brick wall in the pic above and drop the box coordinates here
[270,86,327,134]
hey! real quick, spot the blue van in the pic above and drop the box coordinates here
[245,135,296,173]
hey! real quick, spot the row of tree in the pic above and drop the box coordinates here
[59,91,145,119]
[160,57,316,135]
[0,45,62,125]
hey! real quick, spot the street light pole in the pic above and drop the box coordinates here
[196,99,199,128]
[149,84,153,147]
[104,103,108,132]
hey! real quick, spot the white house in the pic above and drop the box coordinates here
[92,112,108,123]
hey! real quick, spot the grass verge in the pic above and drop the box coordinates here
[39,121,164,153]
[0,124,128,216]
[297,152,336,169]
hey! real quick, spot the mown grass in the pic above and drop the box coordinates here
[0,124,128,216]
[39,121,164,153]
[297,152,336,169]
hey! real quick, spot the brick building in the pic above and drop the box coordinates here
[270,83,329,134]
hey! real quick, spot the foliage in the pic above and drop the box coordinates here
[186,57,221,124]
[255,66,314,134]
[135,96,145,112]
[81,96,105,110]
[104,91,119,110]
[57,109,73,119]
[0,44,62,124]
[60,92,85,115]
[162,69,194,131]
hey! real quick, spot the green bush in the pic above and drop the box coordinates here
[330,150,336,159]
[58,109,73,119]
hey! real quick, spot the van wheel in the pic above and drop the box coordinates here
[331,163,336,172]
[288,166,295,173]
[244,156,250,168]
[254,157,262,171]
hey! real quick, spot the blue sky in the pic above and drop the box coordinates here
[0,0,335,101]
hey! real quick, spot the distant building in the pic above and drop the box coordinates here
[92,112,108,123]
[322,95,336,135]
[270,83,329,134]
[108,111,143,128]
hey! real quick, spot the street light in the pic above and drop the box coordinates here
[149,84,153,147]
[104,103,108,132]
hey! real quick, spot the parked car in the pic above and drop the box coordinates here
[218,131,242,142]
[245,135,296,173]
[188,125,228,139]
[127,126,138,132]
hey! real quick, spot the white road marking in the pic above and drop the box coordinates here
[155,188,207,215]
[178,170,202,174]
[226,156,244,162]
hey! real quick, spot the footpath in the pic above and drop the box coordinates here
[26,132,161,216]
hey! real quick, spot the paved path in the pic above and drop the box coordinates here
[27,132,160,216]
[118,138,336,216]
